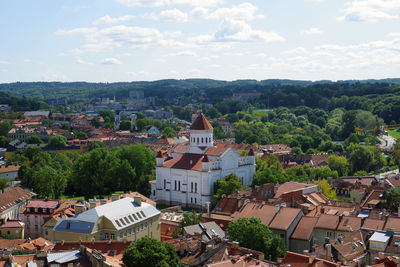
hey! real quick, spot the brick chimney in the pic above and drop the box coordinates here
[134,196,142,206]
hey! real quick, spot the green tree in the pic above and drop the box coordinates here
[213,173,243,201]
[48,135,67,148]
[161,127,177,138]
[119,120,132,131]
[386,186,400,211]
[227,217,285,261]
[0,178,9,193]
[87,141,106,151]
[349,146,373,173]
[26,135,43,144]
[328,155,349,177]
[178,210,202,235]
[313,179,337,200]
[0,136,11,147]
[0,121,13,137]
[123,237,181,267]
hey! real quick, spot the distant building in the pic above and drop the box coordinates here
[0,164,20,181]
[129,90,144,99]
[0,221,24,239]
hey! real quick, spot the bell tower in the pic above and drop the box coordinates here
[187,113,214,154]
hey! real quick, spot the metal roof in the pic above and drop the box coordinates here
[54,197,160,233]
[47,250,82,264]
[369,232,390,243]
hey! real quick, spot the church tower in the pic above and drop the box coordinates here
[186,113,214,154]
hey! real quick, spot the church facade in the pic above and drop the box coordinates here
[150,113,256,208]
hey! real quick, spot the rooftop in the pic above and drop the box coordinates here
[0,187,35,213]
[315,214,340,230]
[274,182,316,199]
[190,113,213,130]
[268,207,302,231]
[291,216,319,241]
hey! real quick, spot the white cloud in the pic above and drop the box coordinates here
[388,32,400,37]
[192,2,264,21]
[144,9,188,22]
[165,50,198,57]
[211,19,284,43]
[115,0,223,7]
[56,25,164,51]
[301,27,322,35]
[101,58,122,65]
[283,47,307,54]
[0,61,9,65]
[93,15,135,25]
[338,0,400,22]
[76,58,94,65]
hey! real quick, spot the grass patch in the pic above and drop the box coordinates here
[388,129,400,140]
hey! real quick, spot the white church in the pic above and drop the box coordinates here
[150,113,256,208]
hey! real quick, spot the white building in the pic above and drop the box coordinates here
[151,113,255,209]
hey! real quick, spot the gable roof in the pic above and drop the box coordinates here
[384,217,400,232]
[191,113,213,130]
[269,207,302,231]
[315,214,340,230]
[0,187,35,214]
[291,216,319,240]
[233,203,276,226]
[162,153,206,171]
[336,216,362,232]
[274,182,315,199]
[361,218,385,231]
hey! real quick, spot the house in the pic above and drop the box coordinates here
[329,230,367,265]
[23,111,50,118]
[152,113,255,209]
[273,181,317,200]
[313,214,341,246]
[144,125,161,135]
[0,221,24,239]
[53,196,160,242]
[21,199,62,238]
[183,221,225,241]
[0,187,35,221]
[0,164,20,181]
[290,216,319,253]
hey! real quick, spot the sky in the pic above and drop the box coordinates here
[0,0,399,83]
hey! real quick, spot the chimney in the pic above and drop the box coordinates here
[275,204,280,214]
[100,199,107,205]
[111,194,120,202]
[156,151,164,167]
[339,214,344,222]
[308,256,315,264]
[134,196,142,206]
[205,201,211,217]
[179,242,185,256]
[74,204,86,215]
[325,243,332,260]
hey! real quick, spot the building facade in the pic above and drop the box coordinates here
[151,113,255,209]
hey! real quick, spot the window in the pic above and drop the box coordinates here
[164,180,166,189]
[104,233,109,239]
[150,219,152,226]
[141,224,143,231]
[191,197,193,203]
[119,233,123,239]
[124,231,127,237]
[111,234,115,240]
[371,243,382,249]
[326,232,332,238]
[128,229,131,236]
[191,182,193,192]
[49,209,53,213]
[153,190,155,196]
[201,137,204,143]
[145,222,147,228]
[178,181,181,191]
[195,198,197,204]
[137,226,140,233]
[197,137,199,143]
[175,180,177,190]
[209,137,211,143]
[27,208,30,212]
[280,234,284,238]
[195,183,198,193]
[34,208,38,212]
[43,208,47,213]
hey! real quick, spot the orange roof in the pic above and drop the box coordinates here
[384,217,400,232]
[122,192,156,206]
[0,165,20,173]
[281,252,338,267]
[315,214,340,230]
[269,207,302,231]
[233,203,276,226]
[274,182,314,199]
[0,187,35,213]
[362,218,385,230]
[162,153,206,171]
[336,217,362,232]
[291,216,318,240]
[190,113,213,130]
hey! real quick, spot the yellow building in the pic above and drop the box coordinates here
[0,221,24,239]
[52,196,160,242]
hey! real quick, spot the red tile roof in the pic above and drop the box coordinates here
[0,187,35,213]
[280,252,338,267]
[336,216,362,232]
[163,153,205,171]
[233,202,277,226]
[291,216,318,240]
[362,218,385,230]
[25,200,58,209]
[269,207,302,231]
[274,182,314,199]
[0,221,24,228]
[315,214,340,230]
[190,113,213,130]
[384,217,400,232]
[0,165,20,173]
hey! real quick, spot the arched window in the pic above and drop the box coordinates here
[201,137,204,143]
[197,138,199,143]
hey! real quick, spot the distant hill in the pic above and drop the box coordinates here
[0,78,399,103]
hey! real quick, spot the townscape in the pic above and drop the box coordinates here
[2,0,400,266]
[0,84,399,267]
